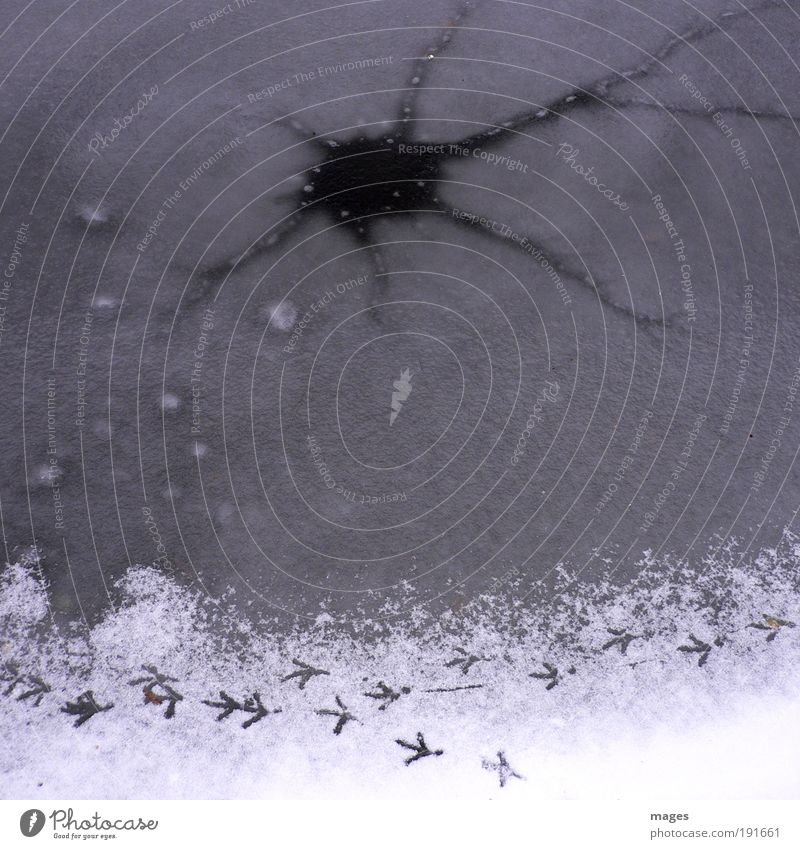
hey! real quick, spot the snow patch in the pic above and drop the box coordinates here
[1,532,798,799]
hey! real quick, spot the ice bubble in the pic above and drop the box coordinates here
[267,301,298,331]
[161,393,180,411]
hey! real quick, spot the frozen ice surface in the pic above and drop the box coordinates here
[2,0,800,801]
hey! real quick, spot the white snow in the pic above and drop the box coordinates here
[1,532,798,799]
